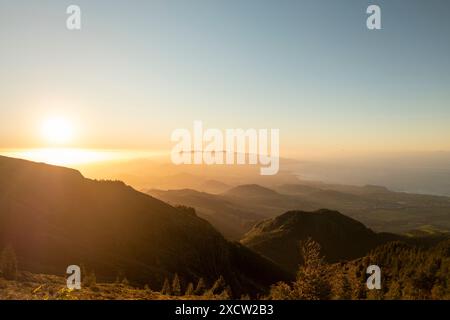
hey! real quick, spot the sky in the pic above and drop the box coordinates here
[1,0,449,158]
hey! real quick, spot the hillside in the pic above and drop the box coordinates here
[147,188,266,239]
[275,183,450,233]
[0,270,234,300]
[337,238,450,299]
[223,184,281,198]
[149,182,450,240]
[0,156,290,296]
[147,185,318,239]
[241,209,401,273]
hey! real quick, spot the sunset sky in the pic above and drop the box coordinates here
[1,0,450,162]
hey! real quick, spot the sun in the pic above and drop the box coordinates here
[41,116,74,145]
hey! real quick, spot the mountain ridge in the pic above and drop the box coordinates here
[148,181,450,239]
[0,156,290,295]
[241,209,402,273]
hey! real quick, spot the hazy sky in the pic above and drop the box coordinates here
[1,0,449,157]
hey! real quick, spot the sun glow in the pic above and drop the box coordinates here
[0,116,166,167]
[41,116,74,145]
[0,148,165,167]
[2,149,115,166]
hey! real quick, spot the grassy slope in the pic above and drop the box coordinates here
[0,272,227,300]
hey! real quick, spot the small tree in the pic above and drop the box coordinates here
[161,278,171,295]
[0,245,18,280]
[210,276,226,295]
[292,238,331,300]
[195,277,206,295]
[269,239,333,300]
[172,273,181,296]
[122,277,129,286]
[115,270,125,284]
[185,282,194,296]
[218,285,232,299]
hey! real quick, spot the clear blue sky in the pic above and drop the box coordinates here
[1,0,449,156]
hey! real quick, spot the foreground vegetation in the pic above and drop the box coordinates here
[0,271,234,300]
[2,237,449,300]
[269,238,450,300]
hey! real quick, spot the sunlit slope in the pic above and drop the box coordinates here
[0,156,289,295]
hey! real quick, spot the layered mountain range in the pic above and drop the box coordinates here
[0,156,289,295]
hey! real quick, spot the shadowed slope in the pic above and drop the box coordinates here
[0,156,290,295]
[241,209,401,273]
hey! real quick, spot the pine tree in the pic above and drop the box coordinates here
[195,277,206,295]
[185,282,194,296]
[218,285,232,299]
[291,238,331,300]
[0,245,18,280]
[210,276,226,295]
[115,270,125,284]
[172,273,181,296]
[161,278,171,295]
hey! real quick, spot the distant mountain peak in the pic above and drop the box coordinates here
[241,209,400,273]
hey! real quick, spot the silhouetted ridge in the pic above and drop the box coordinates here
[241,209,401,273]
